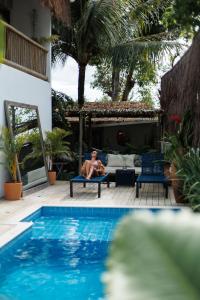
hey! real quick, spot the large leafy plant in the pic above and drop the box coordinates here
[163,110,194,165]
[104,210,200,300]
[176,148,200,207]
[22,128,72,171]
[0,127,26,182]
[45,128,72,171]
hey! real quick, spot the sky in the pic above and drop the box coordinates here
[51,56,161,103]
[51,44,189,103]
[51,57,103,101]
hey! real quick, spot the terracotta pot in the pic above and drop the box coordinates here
[48,171,56,185]
[164,162,171,182]
[170,164,185,203]
[4,182,22,201]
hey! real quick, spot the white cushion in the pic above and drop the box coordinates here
[123,154,135,167]
[105,166,141,175]
[134,167,141,174]
[107,154,124,167]
[105,166,119,173]
[107,154,135,168]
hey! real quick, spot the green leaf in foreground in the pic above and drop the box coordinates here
[104,209,200,300]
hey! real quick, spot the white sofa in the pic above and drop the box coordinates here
[105,154,141,175]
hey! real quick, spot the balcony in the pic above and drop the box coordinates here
[1,21,48,81]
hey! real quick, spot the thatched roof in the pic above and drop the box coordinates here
[40,0,71,25]
[160,32,200,146]
[64,102,161,118]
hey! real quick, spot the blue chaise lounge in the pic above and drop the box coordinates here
[70,173,110,198]
[136,153,169,198]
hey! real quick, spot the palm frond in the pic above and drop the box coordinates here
[45,128,72,163]
[0,127,27,181]
[76,0,126,58]
[112,34,181,67]
[128,0,172,35]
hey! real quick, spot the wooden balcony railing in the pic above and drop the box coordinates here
[2,21,48,81]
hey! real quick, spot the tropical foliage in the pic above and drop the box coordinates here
[163,111,194,164]
[162,0,200,35]
[163,111,200,207]
[22,128,72,171]
[52,89,73,130]
[23,130,44,162]
[52,0,179,105]
[52,0,125,105]
[91,52,158,104]
[0,128,26,182]
[104,209,200,300]
[45,128,72,170]
[176,149,200,207]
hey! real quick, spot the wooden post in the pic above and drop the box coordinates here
[79,114,83,174]
[158,114,162,151]
[88,116,92,150]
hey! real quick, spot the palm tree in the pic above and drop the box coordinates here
[52,0,178,105]
[52,0,124,106]
[45,127,72,171]
[111,31,179,101]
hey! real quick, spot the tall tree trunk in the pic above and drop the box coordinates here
[112,68,120,101]
[78,63,86,107]
[122,66,135,102]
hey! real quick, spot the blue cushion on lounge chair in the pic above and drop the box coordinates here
[136,153,169,199]
[137,175,168,184]
[70,173,110,198]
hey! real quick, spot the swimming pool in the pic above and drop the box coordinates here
[0,207,180,300]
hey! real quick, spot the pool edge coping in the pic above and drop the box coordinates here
[0,222,33,249]
[0,204,190,249]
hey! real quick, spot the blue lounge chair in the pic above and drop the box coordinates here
[136,153,169,198]
[70,173,110,198]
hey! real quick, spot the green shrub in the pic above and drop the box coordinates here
[177,148,200,206]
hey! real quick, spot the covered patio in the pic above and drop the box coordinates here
[64,102,162,170]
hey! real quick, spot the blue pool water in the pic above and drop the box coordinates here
[0,207,180,300]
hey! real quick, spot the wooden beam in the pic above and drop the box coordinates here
[88,116,92,149]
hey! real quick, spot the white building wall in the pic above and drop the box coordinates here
[0,0,52,197]
[11,0,50,39]
[0,64,51,196]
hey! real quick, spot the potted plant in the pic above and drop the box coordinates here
[0,127,26,200]
[45,128,72,185]
[163,111,193,203]
[24,128,72,185]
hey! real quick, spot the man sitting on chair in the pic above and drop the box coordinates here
[81,151,105,180]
